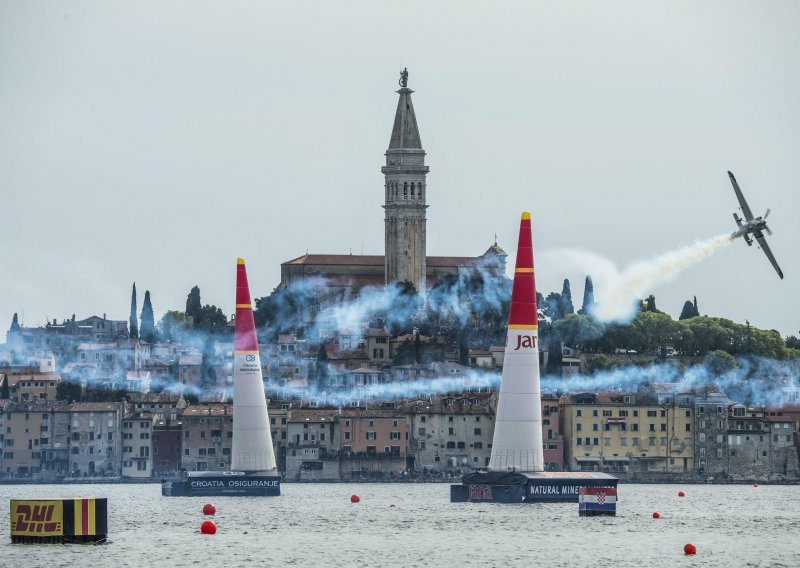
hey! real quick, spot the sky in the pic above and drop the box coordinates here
[1,1,798,341]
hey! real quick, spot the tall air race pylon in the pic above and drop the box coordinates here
[488,212,544,472]
[231,258,277,472]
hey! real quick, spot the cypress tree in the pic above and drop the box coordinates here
[646,294,657,313]
[693,295,700,317]
[560,279,575,316]
[186,286,202,323]
[140,290,156,342]
[1,375,9,399]
[129,283,138,339]
[679,300,695,320]
[578,275,595,315]
[9,313,21,333]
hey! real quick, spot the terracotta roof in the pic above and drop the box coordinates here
[282,254,483,268]
[181,404,231,416]
[70,402,122,412]
[288,409,338,423]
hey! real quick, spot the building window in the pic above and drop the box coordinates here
[685,424,691,432]
[473,429,481,436]
[366,432,376,440]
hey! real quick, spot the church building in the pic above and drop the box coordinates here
[281,71,506,294]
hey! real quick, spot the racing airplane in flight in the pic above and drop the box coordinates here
[728,170,784,279]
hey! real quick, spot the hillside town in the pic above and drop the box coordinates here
[2,306,798,484]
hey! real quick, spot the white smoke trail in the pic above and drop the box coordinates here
[543,234,735,323]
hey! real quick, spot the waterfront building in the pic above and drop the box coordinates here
[39,403,71,480]
[268,404,289,471]
[180,404,233,472]
[152,417,183,476]
[285,408,340,481]
[726,404,800,480]
[68,402,123,478]
[339,408,408,480]
[121,410,154,479]
[694,392,731,477]
[2,402,46,477]
[561,392,694,474]
[404,393,495,475]
[542,394,565,470]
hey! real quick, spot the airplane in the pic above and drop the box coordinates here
[728,170,783,279]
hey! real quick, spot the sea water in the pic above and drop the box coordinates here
[1,483,797,567]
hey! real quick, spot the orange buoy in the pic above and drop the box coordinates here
[201,520,217,535]
[350,494,360,503]
[652,512,660,519]
[678,491,686,497]
[203,503,216,516]
[684,543,696,555]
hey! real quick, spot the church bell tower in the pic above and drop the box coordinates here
[382,69,429,294]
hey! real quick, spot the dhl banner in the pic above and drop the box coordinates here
[10,500,63,537]
[10,498,107,540]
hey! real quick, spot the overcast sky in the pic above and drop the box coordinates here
[1,1,798,342]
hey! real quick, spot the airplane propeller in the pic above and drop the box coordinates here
[764,209,772,235]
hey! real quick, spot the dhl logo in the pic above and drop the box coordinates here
[11,501,63,536]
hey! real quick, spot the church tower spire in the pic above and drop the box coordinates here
[382,68,429,294]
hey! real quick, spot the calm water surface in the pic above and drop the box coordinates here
[1,483,797,567]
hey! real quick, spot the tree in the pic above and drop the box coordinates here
[645,294,658,313]
[693,295,700,317]
[158,311,191,341]
[1,375,9,399]
[679,300,696,320]
[129,283,138,338]
[786,336,800,350]
[578,275,595,316]
[544,292,563,321]
[414,331,422,363]
[587,354,617,374]
[140,290,156,342]
[705,349,737,376]
[185,286,202,322]
[56,380,83,402]
[559,279,575,317]
[9,313,21,334]
[194,304,228,334]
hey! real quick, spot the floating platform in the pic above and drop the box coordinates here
[10,498,107,544]
[161,471,280,497]
[450,471,618,503]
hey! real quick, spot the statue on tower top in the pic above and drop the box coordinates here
[399,67,409,88]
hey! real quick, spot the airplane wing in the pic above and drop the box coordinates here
[754,231,784,279]
[728,171,754,221]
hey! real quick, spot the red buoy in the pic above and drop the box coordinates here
[203,503,216,516]
[201,520,217,535]
[678,491,686,497]
[350,494,360,503]
[684,543,696,555]
[753,483,759,488]
[652,512,660,519]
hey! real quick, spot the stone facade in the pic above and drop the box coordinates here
[285,409,340,481]
[180,404,233,472]
[694,393,730,477]
[68,402,122,477]
[121,412,154,479]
